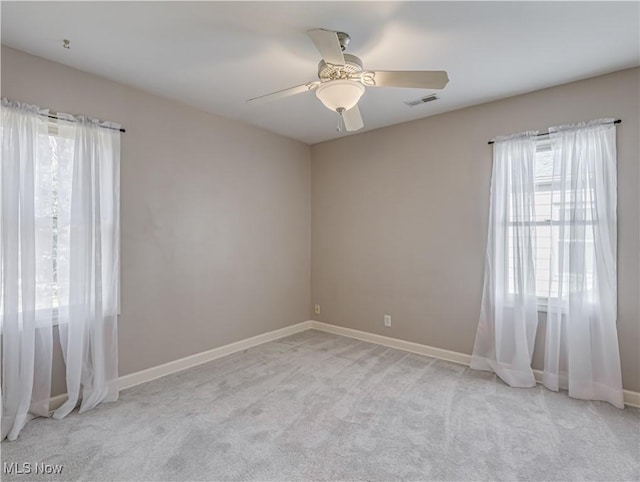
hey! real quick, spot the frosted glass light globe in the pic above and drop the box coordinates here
[315,80,365,112]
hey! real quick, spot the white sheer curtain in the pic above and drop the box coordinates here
[53,116,121,418]
[1,100,53,440]
[543,120,623,408]
[1,99,121,440]
[471,132,539,387]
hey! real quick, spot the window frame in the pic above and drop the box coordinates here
[506,139,598,313]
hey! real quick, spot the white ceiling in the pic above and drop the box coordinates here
[2,2,638,144]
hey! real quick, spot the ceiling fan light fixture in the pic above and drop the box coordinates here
[315,80,365,112]
[247,29,449,135]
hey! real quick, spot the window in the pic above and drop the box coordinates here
[507,140,597,310]
[0,121,74,326]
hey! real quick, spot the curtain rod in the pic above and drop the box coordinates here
[487,119,620,145]
[42,113,126,133]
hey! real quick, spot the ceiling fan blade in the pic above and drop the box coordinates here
[370,70,449,89]
[246,81,320,104]
[307,29,345,65]
[343,105,364,132]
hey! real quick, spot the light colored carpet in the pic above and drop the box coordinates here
[2,329,639,481]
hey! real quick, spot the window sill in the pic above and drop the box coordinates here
[535,298,599,314]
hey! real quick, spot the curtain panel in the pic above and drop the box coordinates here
[1,100,53,440]
[542,120,623,408]
[470,132,539,388]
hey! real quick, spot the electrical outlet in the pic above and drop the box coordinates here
[384,314,391,327]
[314,304,321,315]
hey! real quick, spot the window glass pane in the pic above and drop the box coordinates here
[34,131,55,312]
[52,122,75,313]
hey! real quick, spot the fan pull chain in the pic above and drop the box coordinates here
[336,108,345,132]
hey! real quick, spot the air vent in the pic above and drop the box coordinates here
[405,94,439,107]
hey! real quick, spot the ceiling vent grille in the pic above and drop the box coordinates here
[405,94,439,107]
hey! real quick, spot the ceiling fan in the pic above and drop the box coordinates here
[247,28,449,132]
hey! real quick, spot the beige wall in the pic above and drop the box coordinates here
[1,46,312,396]
[311,68,640,392]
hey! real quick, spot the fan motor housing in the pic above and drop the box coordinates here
[317,54,363,82]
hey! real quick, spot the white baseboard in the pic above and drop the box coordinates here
[49,319,639,411]
[49,320,314,411]
[49,393,68,412]
[622,389,640,408]
[309,320,472,366]
[117,320,314,391]
[308,320,640,409]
